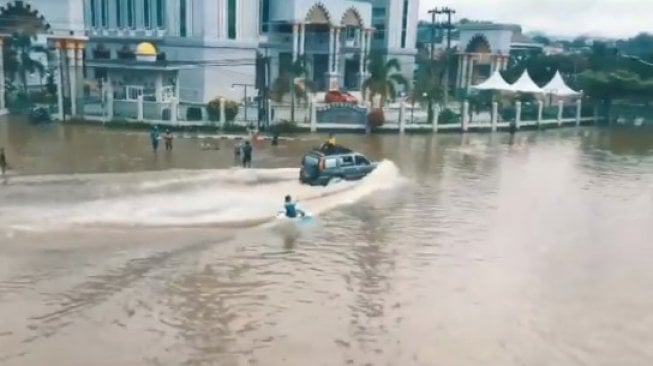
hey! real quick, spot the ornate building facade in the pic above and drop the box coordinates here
[0,0,419,119]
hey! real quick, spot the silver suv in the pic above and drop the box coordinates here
[299,146,377,186]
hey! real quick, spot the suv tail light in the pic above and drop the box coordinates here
[318,157,325,171]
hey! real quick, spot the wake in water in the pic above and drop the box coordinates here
[0,161,403,231]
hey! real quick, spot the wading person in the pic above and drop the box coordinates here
[150,126,160,152]
[0,148,8,177]
[164,130,174,151]
[241,141,252,168]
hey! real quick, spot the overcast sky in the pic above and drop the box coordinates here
[418,0,653,39]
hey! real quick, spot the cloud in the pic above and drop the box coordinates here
[419,0,653,39]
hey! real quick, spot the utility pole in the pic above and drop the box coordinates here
[426,7,438,124]
[435,6,456,107]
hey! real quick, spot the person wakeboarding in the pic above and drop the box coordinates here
[283,195,306,218]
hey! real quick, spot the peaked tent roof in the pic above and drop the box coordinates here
[542,71,581,96]
[470,70,513,91]
[509,70,543,93]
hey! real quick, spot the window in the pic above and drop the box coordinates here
[100,0,108,27]
[227,0,237,39]
[341,156,354,166]
[126,85,144,100]
[372,7,386,41]
[90,0,97,27]
[260,0,269,33]
[345,26,356,41]
[400,0,409,48]
[374,24,385,40]
[115,0,123,27]
[179,0,187,36]
[126,0,134,27]
[155,0,165,28]
[143,0,151,28]
[355,155,370,166]
[302,155,319,166]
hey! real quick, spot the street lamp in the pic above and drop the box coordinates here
[231,83,255,123]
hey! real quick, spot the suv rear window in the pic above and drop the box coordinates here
[302,155,320,166]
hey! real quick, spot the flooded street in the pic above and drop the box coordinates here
[1,120,653,366]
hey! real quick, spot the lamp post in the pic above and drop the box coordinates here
[231,83,255,123]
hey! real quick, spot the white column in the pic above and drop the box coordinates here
[432,104,440,133]
[537,100,543,128]
[292,23,299,62]
[155,73,163,102]
[491,101,498,132]
[466,58,475,89]
[174,73,180,100]
[219,97,226,128]
[310,96,317,132]
[54,46,64,120]
[365,29,372,66]
[359,27,365,91]
[137,94,144,120]
[399,100,406,134]
[75,44,84,116]
[67,46,77,116]
[299,23,306,57]
[106,76,114,120]
[456,55,463,89]
[515,101,522,129]
[334,26,342,74]
[460,55,469,89]
[328,26,335,72]
[0,38,5,113]
[216,0,225,39]
[171,98,179,124]
[575,99,582,127]
[462,101,469,132]
[557,100,564,126]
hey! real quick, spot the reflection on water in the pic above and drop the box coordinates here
[1,119,653,365]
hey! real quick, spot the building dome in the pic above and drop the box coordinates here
[136,42,157,62]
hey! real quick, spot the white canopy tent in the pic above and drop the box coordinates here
[542,71,581,96]
[509,70,543,94]
[470,70,513,91]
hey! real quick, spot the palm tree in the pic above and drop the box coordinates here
[362,52,408,107]
[270,57,315,122]
[4,32,49,95]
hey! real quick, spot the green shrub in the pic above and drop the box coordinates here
[438,108,459,124]
[207,97,240,122]
[272,120,302,134]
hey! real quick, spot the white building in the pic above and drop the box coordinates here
[0,0,419,119]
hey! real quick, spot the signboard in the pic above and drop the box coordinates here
[316,103,368,125]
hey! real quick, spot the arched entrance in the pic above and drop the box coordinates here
[0,0,86,118]
[457,28,511,91]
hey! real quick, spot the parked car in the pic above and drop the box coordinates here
[299,146,377,186]
[324,90,358,104]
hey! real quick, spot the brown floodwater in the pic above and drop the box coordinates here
[1,118,653,366]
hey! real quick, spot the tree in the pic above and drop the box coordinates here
[3,32,49,94]
[270,56,314,105]
[532,35,551,46]
[362,52,408,106]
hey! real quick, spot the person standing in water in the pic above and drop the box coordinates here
[241,140,252,168]
[0,148,8,177]
[164,130,174,151]
[150,126,160,152]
